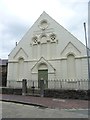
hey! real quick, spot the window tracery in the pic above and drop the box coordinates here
[50,34,56,42]
[32,36,38,44]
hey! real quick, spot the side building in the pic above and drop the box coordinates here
[0,59,8,87]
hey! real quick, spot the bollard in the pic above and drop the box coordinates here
[40,80,44,97]
[31,81,35,95]
[22,79,27,95]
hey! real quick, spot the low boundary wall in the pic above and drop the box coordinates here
[1,87,89,100]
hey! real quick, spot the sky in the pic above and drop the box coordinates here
[0,0,89,59]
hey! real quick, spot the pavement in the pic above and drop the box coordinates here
[1,94,89,109]
[2,101,89,118]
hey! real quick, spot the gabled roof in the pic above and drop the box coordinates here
[31,57,56,72]
[61,42,81,56]
[8,11,86,59]
[13,47,28,59]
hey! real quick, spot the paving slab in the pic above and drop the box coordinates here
[2,101,89,118]
[1,94,89,109]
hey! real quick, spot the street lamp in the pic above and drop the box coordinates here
[84,22,90,81]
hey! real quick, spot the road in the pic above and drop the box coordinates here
[2,101,89,118]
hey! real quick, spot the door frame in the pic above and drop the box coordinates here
[38,69,48,89]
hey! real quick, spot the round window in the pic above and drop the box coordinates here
[39,19,48,30]
[50,34,56,41]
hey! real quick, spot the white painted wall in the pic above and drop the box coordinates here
[7,12,88,88]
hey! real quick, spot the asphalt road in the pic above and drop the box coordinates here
[1,101,89,118]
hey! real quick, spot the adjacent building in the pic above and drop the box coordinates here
[0,59,8,86]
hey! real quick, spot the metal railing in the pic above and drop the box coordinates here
[7,79,89,90]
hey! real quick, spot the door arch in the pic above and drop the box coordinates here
[38,63,48,88]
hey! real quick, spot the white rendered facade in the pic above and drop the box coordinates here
[7,12,88,88]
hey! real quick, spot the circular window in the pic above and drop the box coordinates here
[50,34,56,41]
[39,19,48,30]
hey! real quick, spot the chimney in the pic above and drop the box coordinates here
[16,42,17,46]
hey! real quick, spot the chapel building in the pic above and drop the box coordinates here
[7,12,88,89]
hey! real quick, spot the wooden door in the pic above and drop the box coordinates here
[38,69,48,88]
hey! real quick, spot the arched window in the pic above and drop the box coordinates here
[40,34,47,43]
[18,58,24,81]
[67,54,75,79]
[38,63,48,70]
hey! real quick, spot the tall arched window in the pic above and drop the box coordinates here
[67,54,75,79]
[18,58,24,81]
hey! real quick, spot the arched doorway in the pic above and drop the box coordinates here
[38,63,48,88]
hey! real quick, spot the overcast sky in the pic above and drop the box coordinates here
[0,0,89,59]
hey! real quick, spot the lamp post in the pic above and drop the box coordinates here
[84,22,90,81]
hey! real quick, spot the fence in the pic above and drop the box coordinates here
[7,79,89,90]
